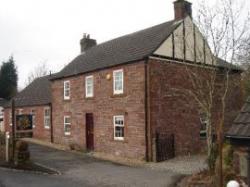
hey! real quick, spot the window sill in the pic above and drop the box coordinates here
[111,93,126,98]
[44,126,50,130]
[113,138,127,143]
[85,96,94,100]
[64,132,71,136]
[200,131,207,140]
[63,98,71,101]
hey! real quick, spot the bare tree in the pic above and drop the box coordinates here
[180,0,250,185]
[168,0,249,185]
[238,38,250,98]
[25,62,50,86]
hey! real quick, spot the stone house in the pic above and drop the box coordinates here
[4,75,52,142]
[50,0,242,162]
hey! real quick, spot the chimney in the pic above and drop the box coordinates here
[80,33,97,53]
[173,0,192,20]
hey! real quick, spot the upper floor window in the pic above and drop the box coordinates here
[44,108,50,129]
[64,80,70,100]
[114,115,124,140]
[113,69,123,94]
[85,75,94,98]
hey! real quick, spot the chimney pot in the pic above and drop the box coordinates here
[80,34,97,53]
[173,0,192,20]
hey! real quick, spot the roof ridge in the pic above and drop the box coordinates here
[77,19,177,58]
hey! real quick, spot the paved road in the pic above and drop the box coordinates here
[0,143,182,187]
[0,168,93,187]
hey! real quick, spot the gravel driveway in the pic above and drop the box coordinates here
[146,155,207,175]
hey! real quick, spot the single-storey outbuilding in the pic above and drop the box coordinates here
[4,75,53,142]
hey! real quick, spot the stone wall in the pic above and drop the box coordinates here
[148,58,243,160]
[51,61,146,160]
[4,105,51,142]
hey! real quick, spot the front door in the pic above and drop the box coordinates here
[86,113,94,151]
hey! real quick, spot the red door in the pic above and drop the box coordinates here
[86,113,94,151]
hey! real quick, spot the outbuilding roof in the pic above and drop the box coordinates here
[0,98,8,107]
[5,75,52,108]
[227,97,250,139]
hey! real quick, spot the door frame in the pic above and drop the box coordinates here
[86,113,94,151]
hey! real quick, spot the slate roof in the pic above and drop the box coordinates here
[52,18,242,80]
[52,19,182,79]
[5,75,52,108]
[227,97,250,138]
[216,58,243,72]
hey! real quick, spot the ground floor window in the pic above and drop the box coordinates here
[18,109,23,115]
[113,115,124,140]
[64,116,71,135]
[31,109,36,128]
[44,108,50,129]
[9,111,12,126]
[200,113,208,138]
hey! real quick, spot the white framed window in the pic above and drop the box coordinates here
[0,107,3,119]
[85,75,94,98]
[31,109,36,128]
[18,109,23,115]
[9,111,12,126]
[64,80,70,100]
[114,115,124,140]
[199,112,208,138]
[44,108,50,129]
[64,116,71,135]
[113,69,123,94]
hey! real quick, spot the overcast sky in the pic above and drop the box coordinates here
[0,0,248,88]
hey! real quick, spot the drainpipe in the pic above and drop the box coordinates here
[145,59,152,162]
[49,103,54,143]
[247,147,250,186]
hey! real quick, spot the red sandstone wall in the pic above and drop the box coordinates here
[148,58,243,158]
[51,61,146,160]
[3,105,51,142]
[149,59,205,157]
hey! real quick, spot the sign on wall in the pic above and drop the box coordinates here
[16,115,33,131]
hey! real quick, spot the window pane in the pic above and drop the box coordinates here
[115,126,124,137]
[65,82,70,89]
[65,124,71,132]
[115,117,124,126]
[45,109,50,116]
[45,118,50,127]
[65,117,71,124]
